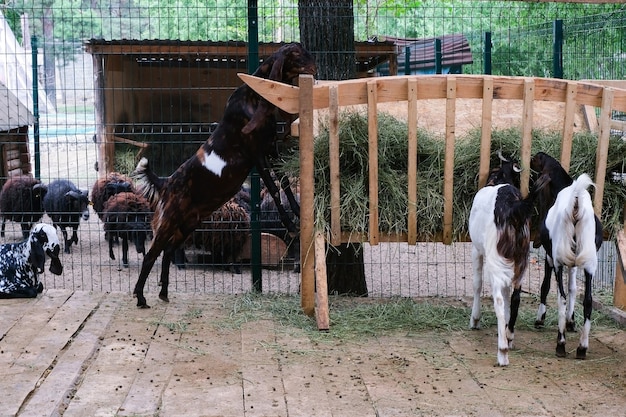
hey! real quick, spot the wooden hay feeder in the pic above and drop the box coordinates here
[241,73,626,330]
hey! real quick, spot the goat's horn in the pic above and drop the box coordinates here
[513,164,522,173]
[497,149,509,162]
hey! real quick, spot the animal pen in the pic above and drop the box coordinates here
[0,2,625,313]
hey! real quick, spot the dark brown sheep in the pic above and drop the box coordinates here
[0,175,47,239]
[102,192,153,268]
[91,172,136,221]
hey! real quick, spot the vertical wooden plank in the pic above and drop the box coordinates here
[314,232,330,331]
[442,77,456,245]
[407,79,418,245]
[367,80,379,246]
[299,75,315,317]
[478,76,493,189]
[93,54,107,179]
[559,81,578,172]
[520,79,534,198]
[594,87,614,217]
[329,85,341,246]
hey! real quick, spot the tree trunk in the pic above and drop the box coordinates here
[298,0,367,296]
[298,0,356,81]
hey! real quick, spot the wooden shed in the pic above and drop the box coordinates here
[84,40,397,176]
[0,81,34,185]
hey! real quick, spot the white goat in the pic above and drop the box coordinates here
[468,157,538,366]
[538,173,601,359]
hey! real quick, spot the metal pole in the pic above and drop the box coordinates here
[248,0,262,292]
[434,38,442,74]
[483,32,492,75]
[553,19,564,79]
[404,46,411,75]
[31,36,41,180]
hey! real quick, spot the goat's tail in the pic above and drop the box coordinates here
[133,157,165,209]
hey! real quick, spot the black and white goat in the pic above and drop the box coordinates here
[531,152,602,359]
[0,223,63,298]
[469,153,543,366]
[131,43,316,307]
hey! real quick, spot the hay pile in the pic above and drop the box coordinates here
[278,110,626,240]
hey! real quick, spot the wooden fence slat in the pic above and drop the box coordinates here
[314,232,330,331]
[368,80,379,246]
[442,77,456,244]
[559,81,578,172]
[407,79,418,245]
[594,87,614,217]
[299,75,315,317]
[329,85,341,246]
[478,76,493,189]
[520,78,534,197]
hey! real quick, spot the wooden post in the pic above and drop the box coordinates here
[614,230,626,310]
[367,80,379,245]
[299,75,315,317]
[442,77,456,244]
[478,76,493,189]
[407,79,418,245]
[520,79,534,198]
[593,87,614,217]
[329,86,341,246]
[315,232,330,330]
[559,81,577,172]
[92,54,106,179]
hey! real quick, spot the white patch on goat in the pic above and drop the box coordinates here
[202,151,227,177]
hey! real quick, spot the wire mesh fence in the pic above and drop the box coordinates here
[0,1,624,299]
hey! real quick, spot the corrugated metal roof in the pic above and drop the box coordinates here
[382,34,473,70]
[0,81,33,131]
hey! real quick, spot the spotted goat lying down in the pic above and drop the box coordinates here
[0,223,63,298]
[468,153,544,366]
[132,42,316,308]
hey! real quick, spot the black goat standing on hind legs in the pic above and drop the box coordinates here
[132,42,316,308]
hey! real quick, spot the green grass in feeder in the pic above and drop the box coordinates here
[276,110,626,240]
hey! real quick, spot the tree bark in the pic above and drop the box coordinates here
[299,0,367,296]
[298,0,356,81]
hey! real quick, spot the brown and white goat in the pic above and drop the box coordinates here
[469,153,544,366]
[531,152,603,359]
[132,43,316,308]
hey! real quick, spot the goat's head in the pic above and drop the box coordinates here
[486,150,522,188]
[243,43,317,135]
[65,189,91,221]
[29,223,63,275]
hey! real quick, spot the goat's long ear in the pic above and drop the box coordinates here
[268,54,285,81]
[30,241,46,274]
[242,101,270,135]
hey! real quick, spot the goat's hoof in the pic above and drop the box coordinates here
[566,321,576,332]
[534,319,544,328]
[575,347,587,359]
[159,294,170,303]
[137,303,151,309]
[556,344,567,357]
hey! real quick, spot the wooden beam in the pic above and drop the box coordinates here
[478,76,493,189]
[329,86,341,247]
[442,77,456,244]
[594,87,614,217]
[520,79,534,198]
[367,80,379,246]
[559,81,577,172]
[299,75,315,317]
[407,79,418,245]
[314,232,330,331]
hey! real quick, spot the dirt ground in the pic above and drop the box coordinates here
[1,290,625,417]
